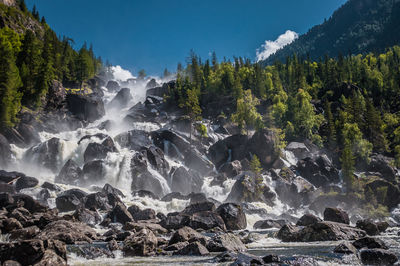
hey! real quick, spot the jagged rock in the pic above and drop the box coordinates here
[83,137,117,163]
[56,189,87,212]
[123,222,167,235]
[164,241,189,251]
[0,184,16,194]
[106,80,120,92]
[108,88,132,108]
[220,160,242,178]
[187,211,226,231]
[108,202,134,225]
[145,78,160,89]
[66,93,105,122]
[15,175,38,191]
[323,207,350,224]
[66,244,114,260]
[84,192,117,211]
[229,252,264,265]
[182,201,216,215]
[115,130,152,151]
[247,128,280,166]
[127,206,156,221]
[253,219,286,229]
[55,159,83,186]
[131,170,164,197]
[183,149,214,176]
[360,249,398,265]
[173,241,209,256]
[12,194,48,213]
[296,214,322,226]
[170,167,203,195]
[123,229,158,256]
[333,241,357,254]
[1,218,23,233]
[356,220,380,236]
[73,207,102,226]
[207,233,246,252]
[353,237,388,249]
[82,160,106,184]
[2,260,21,266]
[286,142,311,160]
[37,220,97,244]
[159,213,189,230]
[277,221,366,242]
[161,192,189,202]
[226,172,276,205]
[216,203,247,230]
[208,134,249,168]
[189,193,209,204]
[41,182,62,192]
[141,146,169,177]
[9,226,40,241]
[102,183,124,198]
[367,154,397,182]
[0,133,12,167]
[24,138,62,172]
[0,240,47,265]
[376,221,389,233]
[296,156,340,187]
[146,81,173,97]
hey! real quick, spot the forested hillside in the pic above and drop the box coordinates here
[0,0,102,129]
[262,0,400,65]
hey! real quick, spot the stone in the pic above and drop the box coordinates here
[159,213,189,230]
[352,237,388,250]
[108,87,132,108]
[37,220,97,244]
[56,189,87,212]
[83,137,117,163]
[365,179,400,209]
[55,159,83,186]
[360,249,398,265]
[296,214,322,226]
[356,220,380,236]
[108,202,134,225]
[262,254,281,263]
[216,203,247,230]
[115,130,152,151]
[285,142,311,160]
[168,226,208,246]
[247,128,280,166]
[173,241,209,256]
[182,201,216,215]
[9,226,40,241]
[0,133,11,167]
[15,175,38,191]
[206,233,246,252]
[253,219,286,229]
[12,194,47,213]
[106,80,120,92]
[170,167,203,195]
[123,229,158,256]
[333,241,357,254]
[82,160,107,184]
[323,207,350,224]
[66,93,105,122]
[24,138,62,172]
[73,207,102,226]
[219,160,242,178]
[187,211,226,231]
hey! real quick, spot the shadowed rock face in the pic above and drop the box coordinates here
[66,94,105,123]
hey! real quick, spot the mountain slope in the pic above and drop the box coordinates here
[262,0,400,64]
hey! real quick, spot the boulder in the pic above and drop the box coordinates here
[1,218,23,233]
[353,237,388,250]
[168,226,208,246]
[226,172,276,205]
[173,241,209,256]
[15,123,41,147]
[208,134,249,168]
[141,146,169,177]
[83,137,117,163]
[367,154,397,182]
[56,189,87,212]
[146,81,172,97]
[37,220,97,244]
[296,214,322,226]
[219,160,242,178]
[66,93,105,122]
[131,170,164,197]
[323,207,350,224]
[170,167,203,195]
[247,129,279,166]
[206,233,246,252]
[55,159,83,185]
[84,191,119,211]
[123,229,158,256]
[128,206,156,221]
[161,192,189,202]
[253,219,286,229]
[115,130,152,151]
[82,160,106,184]
[123,222,167,235]
[12,194,48,213]
[108,202,134,225]
[182,201,216,215]
[356,220,380,236]
[0,184,16,194]
[108,87,132,109]
[106,80,120,92]
[9,226,40,241]
[360,249,398,265]
[286,142,311,160]
[262,254,281,264]
[364,179,400,209]
[102,183,125,198]
[216,203,247,230]
[145,79,160,90]
[296,156,340,187]
[333,241,357,254]
[24,138,62,172]
[0,192,14,208]
[0,133,11,167]
[277,221,366,242]
[73,207,102,226]
[15,175,38,191]
[159,213,189,230]
[187,211,226,231]
[0,240,45,265]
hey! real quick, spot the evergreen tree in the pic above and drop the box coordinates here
[231,89,263,135]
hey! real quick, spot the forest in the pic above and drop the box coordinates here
[0,0,102,129]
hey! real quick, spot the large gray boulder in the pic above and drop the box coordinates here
[24,138,62,172]
[66,94,105,122]
[170,167,203,195]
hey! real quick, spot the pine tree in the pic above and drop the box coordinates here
[324,101,336,148]
[183,88,202,142]
[231,89,263,135]
[341,142,355,193]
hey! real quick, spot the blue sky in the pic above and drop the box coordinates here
[26,0,347,76]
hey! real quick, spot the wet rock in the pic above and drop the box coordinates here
[188,192,209,204]
[207,233,246,252]
[296,156,340,187]
[56,189,87,212]
[127,206,156,221]
[2,260,21,266]
[296,214,322,226]
[108,202,134,225]
[66,93,105,122]
[24,138,62,172]
[41,182,62,192]
[216,203,247,230]
[141,146,169,176]
[208,134,249,168]
[0,240,45,265]
[108,87,132,108]
[286,142,311,160]
[0,133,12,167]
[37,220,97,244]
[187,211,226,231]
[364,179,400,209]
[102,183,124,198]
[376,221,389,233]
[9,225,40,241]
[1,218,23,233]
[230,252,264,265]
[183,149,214,176]
[247,128,280,166]
[55,159,83,186]
[353,237,388,249]
[263,254,281,263]
[0,192,14,208]
[277,221,366,242]
[16,123,41,147]
[84,137,117,163]
[356,220,380,236]
[219,160,242,178]
[253,219,286,229]
[226,172,276,205]
[367,154,397,182]
[14,175,38,192]
[106,80,120,92]
[169,226,208,246]
[12,194,47,213]
[360,249,398,265]
[159,213,189,230]
[123,229,158,256]
[182,201,216,216]
[82,160,106,184]
[123,222,167,235]
[323,207,349,224]
[73,207,102,226]
[115,130,152,151]
[173,241,209,256]
[164,241,189,251]
[170,167,203,195]
[333,241,357,254]
[131,170,164,197]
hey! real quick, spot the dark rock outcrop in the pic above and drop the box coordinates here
[24,138,62,172]
[323,207,350,224]
[360,249,398,265]
[170,167,203,195]
[106,80,120,92]
[108,88,132,108]
[173,241,209,256]
[216,203,247,230]
[206,233,246,252]
[66,93,105,122]
[55,159,83,186]
[123,229,158,256]
[83,137,117,163]
[296,214,322,226]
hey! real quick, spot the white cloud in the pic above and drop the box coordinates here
[256,30,299,62]
[110,65,135,81]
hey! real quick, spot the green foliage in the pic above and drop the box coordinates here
[250,154,262,175]
[231,89,263,135]
[341,143,355,193]
[196,123,208,138]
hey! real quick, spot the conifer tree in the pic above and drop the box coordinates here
[231,89,263,135]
